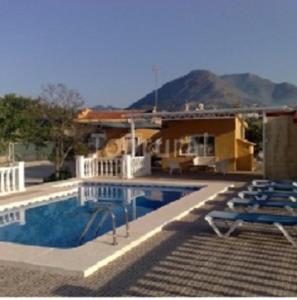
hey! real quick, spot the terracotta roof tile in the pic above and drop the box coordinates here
[76,109,144,121]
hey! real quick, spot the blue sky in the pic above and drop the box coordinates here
[0,0,297,107]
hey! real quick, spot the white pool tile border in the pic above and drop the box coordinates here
[0,188,78,212]
[0,178,233,277]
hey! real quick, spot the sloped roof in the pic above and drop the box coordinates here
[75,108,145,122]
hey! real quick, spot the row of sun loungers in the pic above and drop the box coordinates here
[205,180,297,247]
[228,198,297,215]
[249,180,297,192]
[252,179,297,186]
[239,190,297,201]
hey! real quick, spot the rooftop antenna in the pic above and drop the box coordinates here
[152,65,160,112]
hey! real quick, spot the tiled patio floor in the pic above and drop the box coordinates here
[1,182,297,297]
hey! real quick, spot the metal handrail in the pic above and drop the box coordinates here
[79,201,130,246]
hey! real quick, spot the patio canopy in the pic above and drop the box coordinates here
[126,105,296,121]
[96,120,161,129]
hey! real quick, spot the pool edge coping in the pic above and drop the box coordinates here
[0,178,233,277]
[82,184,232,277]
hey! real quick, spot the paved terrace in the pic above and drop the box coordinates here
[1,175,297,296]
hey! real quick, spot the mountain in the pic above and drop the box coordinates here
[221,73,297,106]
[92,104,119,111]
[129,70,297,110]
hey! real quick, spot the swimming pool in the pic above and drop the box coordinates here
[0,183,198,248]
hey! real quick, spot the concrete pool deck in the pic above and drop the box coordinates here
[4,181,297,297]
[0,176,232,277]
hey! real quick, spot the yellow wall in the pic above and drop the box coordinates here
[236,139,254,171]
[98,127,159,157]
[92,116,254,173]
[234,117,254,171]
[160,118,237,172]
[100,127,127,157]
[235,116,246,140]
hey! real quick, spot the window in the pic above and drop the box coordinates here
[180,134,215,156]
[89,133,106,150]
[151,138,170,157]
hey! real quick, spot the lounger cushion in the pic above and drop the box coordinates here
[241,191,297,199]
[249,185,296,192]
[229,198,297,208]
[207,210,297,225]
[252,180,297,187]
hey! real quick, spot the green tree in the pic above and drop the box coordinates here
[245,116,263,155]
[0,94,43,160]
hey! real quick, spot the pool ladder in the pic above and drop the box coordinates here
[79,203,130,246]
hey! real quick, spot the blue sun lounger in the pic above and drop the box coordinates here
[227,198,297,215]
[248,183,297,192]
[239,191,297,201]
[205,210,297,246]
[252,179,297,186]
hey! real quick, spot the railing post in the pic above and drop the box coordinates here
[17,162,25,191]
[76,155,85,178]
[93,154,98,177]
[11,166,16,192]
[122,155,133,179]
[5,169,11,192]
[129,119,136,157]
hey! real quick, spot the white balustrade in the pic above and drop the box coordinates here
[97,157,121,177]
[76,155,122,179]
[131,154,151,177]
[76,154,151,179]
[0,162,25,196]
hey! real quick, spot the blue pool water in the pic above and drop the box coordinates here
[0,183,198,248]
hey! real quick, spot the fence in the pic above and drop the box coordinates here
[0,143,54,163]
[14,143,54,161]
[0,162,25,196]
[76,154,151,179]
